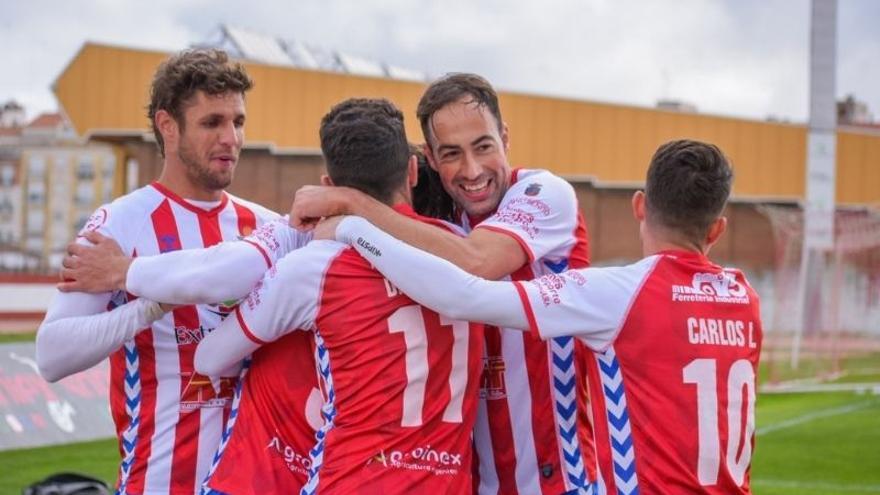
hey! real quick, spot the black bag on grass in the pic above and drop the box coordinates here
[22,472,110,495]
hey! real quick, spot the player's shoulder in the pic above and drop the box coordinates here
[225,192,280,222]
[79,185,164,238]
[505,168,576,203]
[512,168,571,189]
[272,240,349,283]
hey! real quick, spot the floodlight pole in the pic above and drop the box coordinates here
[794,0,838,369]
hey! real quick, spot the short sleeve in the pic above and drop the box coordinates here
[235,240,346,344]
[516,256,660,351]
[476,170,579,262]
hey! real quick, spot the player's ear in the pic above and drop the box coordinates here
[320,174,334,186]
[407,155,419,189]
[705,216,727,249]
[500,122,510,153]
[423,142,440,172]
[631,190,646,221]
[156,110,178,151]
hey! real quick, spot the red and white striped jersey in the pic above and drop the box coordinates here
[517,251,763,494]
[461,168,595,494]
[87,182,277,495]
[217,205,484,494]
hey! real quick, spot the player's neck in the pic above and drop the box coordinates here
[388,187,413,209]
[642,225,706,257]
[157,161,224,202]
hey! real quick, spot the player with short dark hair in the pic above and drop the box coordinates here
[291,72,596,494]
[331,139,763,494]
[196,98,485,494]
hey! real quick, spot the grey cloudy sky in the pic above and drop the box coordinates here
[1,0,877,124]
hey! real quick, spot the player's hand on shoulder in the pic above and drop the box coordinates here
[58,231,131,293]
[289,185,362,230]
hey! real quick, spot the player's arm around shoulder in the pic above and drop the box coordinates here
[519,255,661,350]
[472,170,582,278]
[36,201,158,382]
[194,240,345,377]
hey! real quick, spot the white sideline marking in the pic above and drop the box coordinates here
[757,400,878,436]
[753,479,880,493]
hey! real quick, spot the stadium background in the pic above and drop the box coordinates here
[0,20,878,495]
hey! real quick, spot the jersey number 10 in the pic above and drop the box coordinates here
[682,358,755,487]
[389,305,470,427]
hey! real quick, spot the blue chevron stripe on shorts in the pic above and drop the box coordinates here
[596,347,639,495]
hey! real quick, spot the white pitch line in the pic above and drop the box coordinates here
[752,478,880,493]
[757,400,878,436]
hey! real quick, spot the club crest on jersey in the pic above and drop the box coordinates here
[78,207,108,236]
[480,355,507,400]
[525,183,543,196]
[672,271,749,304]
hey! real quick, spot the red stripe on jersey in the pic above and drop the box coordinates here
[127,329,158,495]
[232,200,257,237]
[513,282,541,338]
[109,348,126,490]
[513,263,564,494]
[484,326,520,495]
[476,224,536,263]
[569,211,591,269]
[236,308,269,345]
[243,239,273,269]
[150,200,200,494]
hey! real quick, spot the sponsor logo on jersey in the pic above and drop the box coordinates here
[179,373,235,412]
[357,237,382,257]
[174,324,213,345]
[480,355,507,400]
[367,445,463,476]
[672,272,749,304]
[525,183,543,196]
[266,435,311,475]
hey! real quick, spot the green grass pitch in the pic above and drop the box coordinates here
[1,390,877,494]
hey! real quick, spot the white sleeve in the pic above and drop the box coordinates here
[126,217,313,305]
[477,170,580,262]
[336,216,529,329]
[516,256,660,351]
[194,241,338,377]
[36,292,165,382]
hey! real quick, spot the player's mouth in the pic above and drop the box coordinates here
[458,178,493,201]
[211,154,237,168]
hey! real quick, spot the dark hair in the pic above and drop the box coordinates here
[411,144,454,221]
[148,48,253,157]
[416,73,503,148]
[645,139,734,242]
[320,98,410,204]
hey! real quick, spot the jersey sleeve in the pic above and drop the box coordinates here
[476,170,579,262]
[193,241,343,377]
[336,216,529,329]
[240,215,314,267]
[515,256,660,351]
[126,217,313,305]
